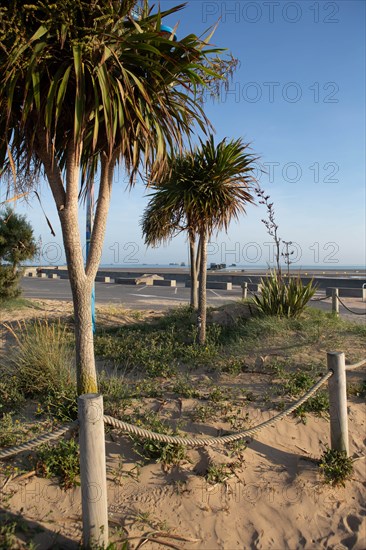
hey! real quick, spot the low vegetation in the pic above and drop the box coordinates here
[0,301,364,502]
[34,438,80,489]
[271,362,330,423]
[319,447,354,486]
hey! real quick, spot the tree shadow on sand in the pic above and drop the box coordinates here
[0,508,79,549]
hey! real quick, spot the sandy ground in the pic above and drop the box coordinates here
[0,300,365,549]
[1,401,365,549]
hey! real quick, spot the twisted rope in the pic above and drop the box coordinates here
[337,296,366,315]
[310,295,330,302]
[0,421,78,460]
[346,359,366,371]
[0,372,333,459]
[103,371,333,446]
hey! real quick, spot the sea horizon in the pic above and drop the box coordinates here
[25,262,366,271]
[99,263,366,271]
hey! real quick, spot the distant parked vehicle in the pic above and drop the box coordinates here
[209,263,226,270]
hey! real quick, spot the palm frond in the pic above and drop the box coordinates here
[141,134,258,246]
[0,0,229,195]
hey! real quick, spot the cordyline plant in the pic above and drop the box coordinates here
[0,0,234,394]
[141,135,257,344]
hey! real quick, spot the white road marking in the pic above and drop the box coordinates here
[129,293,188,301]
[135,285,148,292]
[209,289,221,298]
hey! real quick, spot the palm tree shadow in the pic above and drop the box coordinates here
[0,508,79,549]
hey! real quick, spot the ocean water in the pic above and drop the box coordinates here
[99,263,366,271]
[25,262,365,271]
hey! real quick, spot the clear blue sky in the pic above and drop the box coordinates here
[5,0,366,268]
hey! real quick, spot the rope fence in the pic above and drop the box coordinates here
[0,372,332,459]
[336,295,366,316]
[315,287,366,316]
[346,358,366,371]
[103,372,332,446]
[310,295,330,302]
[1,358,365,459]
[1,351,365,546]
[0,421,78,460]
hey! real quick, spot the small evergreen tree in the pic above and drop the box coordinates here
[0,207,37,299]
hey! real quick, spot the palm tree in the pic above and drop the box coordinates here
[142,135,257,343]
[0,0,231,394]
[141,152,202,309]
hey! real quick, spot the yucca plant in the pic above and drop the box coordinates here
[253,271,316,318]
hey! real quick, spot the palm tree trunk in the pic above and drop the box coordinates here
[60,204,97,394]
[198,228,207,345]
[189,231,198,309]
[40,139,114,395]
[195,234,202,280]
[71,278,97,394]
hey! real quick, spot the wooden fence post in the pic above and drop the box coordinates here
[327,352,349,456]
[242,282,248,300]
[332,288,339,315]
[78,394,109,548]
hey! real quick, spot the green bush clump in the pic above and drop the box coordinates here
[0,516,17,549]
[0,266,21,300]
[0,378,24,413]
[35,438,80,489]
[0,413,25,447]
[276,368,329,422]
[98,370,132,417]
[347,380,366,399]
[319,447,353,486]
[254,271,317,317]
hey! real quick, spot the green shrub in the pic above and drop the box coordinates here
[253,271,317,317]
[0,377,24,413]
[276,368,329,422]
[35,438,80,489]
[319,447,353,486]
[171,375,200,398]
[347,380,366,398]
[0,266,21,300]
[35,384,78,422]
[0,413,27,447]
[98,370,132,416]
[205,462,230,484]
[0,517,17,549]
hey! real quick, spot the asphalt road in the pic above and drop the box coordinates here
[20,277,366,322]
[20,277,242,310]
